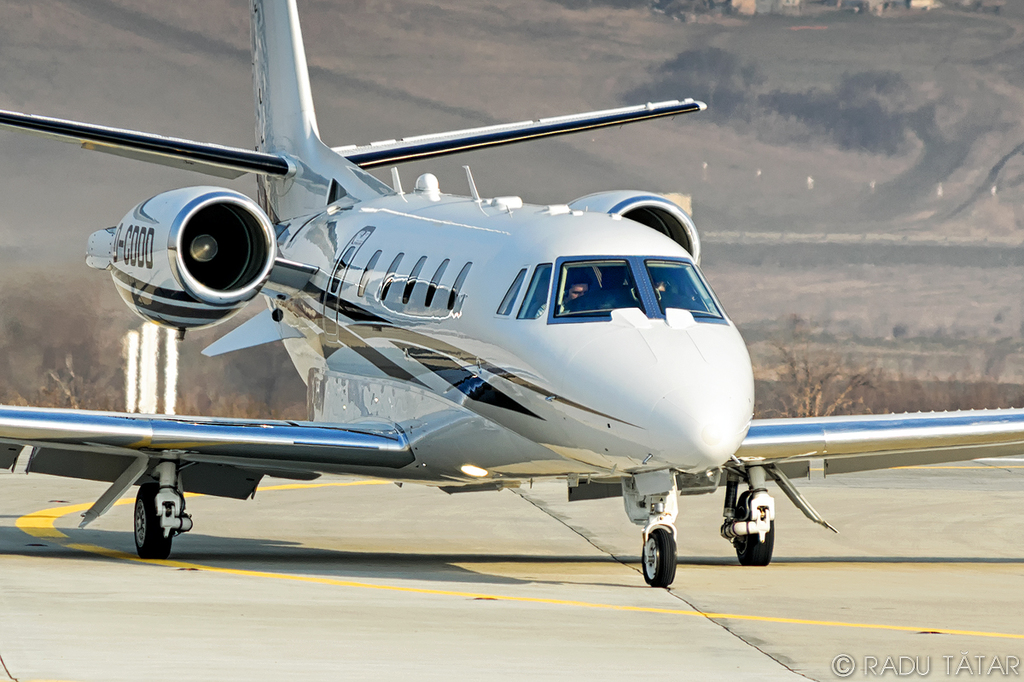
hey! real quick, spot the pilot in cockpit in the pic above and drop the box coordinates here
[560,270,595,314]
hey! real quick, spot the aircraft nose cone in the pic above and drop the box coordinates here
[650,389,751,469]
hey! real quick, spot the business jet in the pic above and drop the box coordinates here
[1,0,1022,588]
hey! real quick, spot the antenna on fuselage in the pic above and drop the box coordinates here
[463,165,481,204]
[390,167,406,201]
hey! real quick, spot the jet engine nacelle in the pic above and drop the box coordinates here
[86,186,277,330]
[568,191,701,265]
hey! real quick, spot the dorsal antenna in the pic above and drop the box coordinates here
[463,165,481,203]
[390,167,406,201]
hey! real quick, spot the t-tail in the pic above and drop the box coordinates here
[250,0,388,220]
[0,0,706,334]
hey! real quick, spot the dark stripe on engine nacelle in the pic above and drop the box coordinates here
[111,268,230,306]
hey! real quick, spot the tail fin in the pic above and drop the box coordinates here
[250,0,388,221]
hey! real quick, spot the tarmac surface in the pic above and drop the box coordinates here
[1,461,1023,681]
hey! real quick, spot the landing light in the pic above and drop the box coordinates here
[460,464,488,478]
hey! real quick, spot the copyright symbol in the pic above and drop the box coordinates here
[832,654,856,677]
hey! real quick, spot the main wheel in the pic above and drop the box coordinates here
[135,482,173,560]
[732,490,774,566]
[641,527,677,588]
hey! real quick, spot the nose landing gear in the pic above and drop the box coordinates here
[623,471,679,588]
[721,465,775,566]
[134,461,192,560]
[642,527,676,587]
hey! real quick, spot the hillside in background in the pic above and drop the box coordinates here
[3,0,1024,414]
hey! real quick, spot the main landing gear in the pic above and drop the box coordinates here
[619,463,834,586]
[720,465,775,566]
[134,461,192,560]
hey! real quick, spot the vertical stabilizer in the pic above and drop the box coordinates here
[251,0,387,221]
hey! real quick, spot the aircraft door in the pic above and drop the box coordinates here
[328,226,375,337]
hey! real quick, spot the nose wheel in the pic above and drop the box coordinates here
[622,472,680,588]
[642,527,677,587]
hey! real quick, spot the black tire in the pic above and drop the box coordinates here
[732,490,774,566]
[737,518,774,565]
[735,520,775,566]
[641,527,677,588]
[134,482,173,560]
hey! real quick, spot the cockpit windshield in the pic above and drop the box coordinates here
[555,260,644,318]
[645,260,722,318]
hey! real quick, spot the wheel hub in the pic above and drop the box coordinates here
[643,536,659,576]
[134,498,146,545]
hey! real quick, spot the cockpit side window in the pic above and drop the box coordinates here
[517,263,552,320]
[645,260,722,318]
[496,268,527,316]
[554,260,644,319]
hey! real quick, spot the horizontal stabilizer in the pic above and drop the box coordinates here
[335,99,706,168]
[0,109,291,179]
[202,308,304,357]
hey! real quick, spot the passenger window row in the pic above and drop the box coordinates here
[355,249,471,313]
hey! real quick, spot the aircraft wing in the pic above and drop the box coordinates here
[0,99,704,179]
[736,409,1024,477]
[0,405,412,508]
[0,109,291,179]
[336,99,706,168]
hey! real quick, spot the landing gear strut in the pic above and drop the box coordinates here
[721,465,775,566]
[134,461,192,560]
[623,471,679,588]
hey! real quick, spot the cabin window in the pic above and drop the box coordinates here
[554,260,644,319]
[425,259,449,307]
[403,256,428,304]
[357,250,382,298]
[330,245,357,294]
[380,253,405,301]
[645,260,722,318]
[517,264,552,320]
[447,262,473,311]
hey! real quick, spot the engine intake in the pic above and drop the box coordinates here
[88,187,277,330]
[568,191,701,264]
[172,195,275,305]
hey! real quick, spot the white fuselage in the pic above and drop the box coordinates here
[273,187,755,485]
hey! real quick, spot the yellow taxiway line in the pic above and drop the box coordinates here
[14,480,1024,642]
